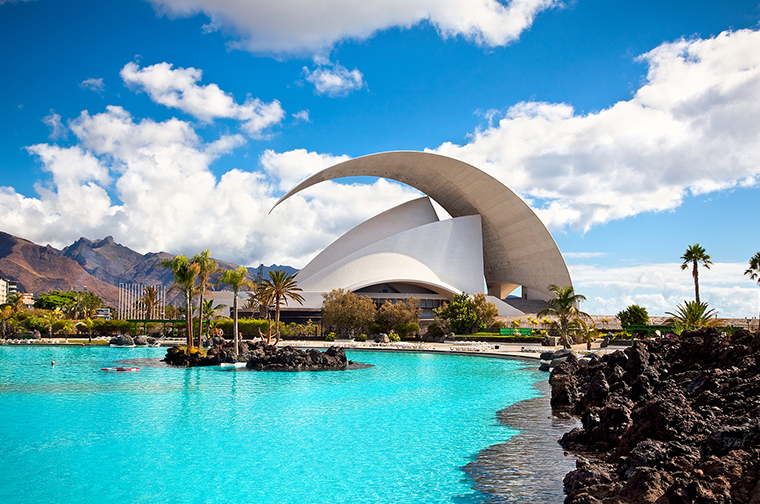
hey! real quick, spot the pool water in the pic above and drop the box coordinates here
[0,346,544,503]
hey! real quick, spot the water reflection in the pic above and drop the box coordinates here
[466,378,579,503]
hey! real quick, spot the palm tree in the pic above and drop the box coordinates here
[216,266,253,357]
[191,250,218,349]
[680,244,713,305]
[196,299,227,344]
[666,300,719,330]
[251,283,274,344]
[138,285,160,320]
[538,284,590,349]
[570,317,600,350]
[6,293,25,313]
[259,270,304,346]
[745,252,760,325]
[39,311,60,339]
[160,255,200,349]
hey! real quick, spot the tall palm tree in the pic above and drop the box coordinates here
[191,250,218,349]
[161,255,200,349]
[216,266,253,357]
[260,270,304,346]
[680,244,713,305]
[538,284,590,349]
[745,251,760,324]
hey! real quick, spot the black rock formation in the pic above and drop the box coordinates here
[549,328,760,503]
[163,341,351,371]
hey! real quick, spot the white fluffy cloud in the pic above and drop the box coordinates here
[303,60,365,96]
[120,62,285,137]
[42,110,67,140]
[570,261,760,319]
[0,104,418,268]
[433,28,760,231]
[80,77,105,92]
[147,0,559,55]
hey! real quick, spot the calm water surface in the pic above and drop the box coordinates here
[0,346,557,503]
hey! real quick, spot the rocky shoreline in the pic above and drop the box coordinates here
[163,341,354,371]
[549,328,760,503]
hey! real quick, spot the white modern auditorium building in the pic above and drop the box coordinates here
[271,151,573,318]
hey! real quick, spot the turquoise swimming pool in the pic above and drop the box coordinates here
[0,346,544,503]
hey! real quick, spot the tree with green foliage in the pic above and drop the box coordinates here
[161,255,200,349]
[538,285,590,349]
[64,292,104,319]
[666,300,719,330]
[260,270,304,346]
[5,292,26,313]
[0,306,14,338]
[376,298,421,338]
[745,252,760,325]
[33,291,77,311]
[217,266,253,357]
[472,292,499,329]
[321,288,377,338]
[617,304,650,327]
[191,250,219,348]
[680,243,713,305]
[435,293,478,335]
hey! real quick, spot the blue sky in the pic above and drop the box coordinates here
[1,0,759,318]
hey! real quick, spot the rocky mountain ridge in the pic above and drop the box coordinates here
[0,231,296,307]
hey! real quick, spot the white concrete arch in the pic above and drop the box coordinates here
[273,151,571,300]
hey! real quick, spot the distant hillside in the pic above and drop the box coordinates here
[0,232,298,307]
[0,232,119,304]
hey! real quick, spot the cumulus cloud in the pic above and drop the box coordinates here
[42,110,67,140]
[120,61,285,137]
[303,60,365,96]
[433,28,760,231]
[563,252,607,259]
[147,0,559,55]
[1,106,418,268]
[570,261,760,319]
[260,148,350,191]
[80,78,105,92]
[292,110,310,122]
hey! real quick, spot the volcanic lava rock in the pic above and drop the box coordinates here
[110,334,134,346]
[245,344,348,371]
[550,328,760,503]
[163,341,351,371]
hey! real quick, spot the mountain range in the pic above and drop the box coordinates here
[0,232,296,307]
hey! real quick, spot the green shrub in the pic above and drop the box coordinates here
[355,333,368,342]
[388,332,400,342]
[214,319,275,339]
[325,332,336,342]
[52,320,73,334]
[617,304,650,327]
[92,319,134,336]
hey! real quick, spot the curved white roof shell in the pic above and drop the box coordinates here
[297,197,484,296]
[273,151,571,300]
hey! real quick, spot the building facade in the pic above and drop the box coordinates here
[272,151,573,318]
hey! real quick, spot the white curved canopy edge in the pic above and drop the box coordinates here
[272,151,572,300]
